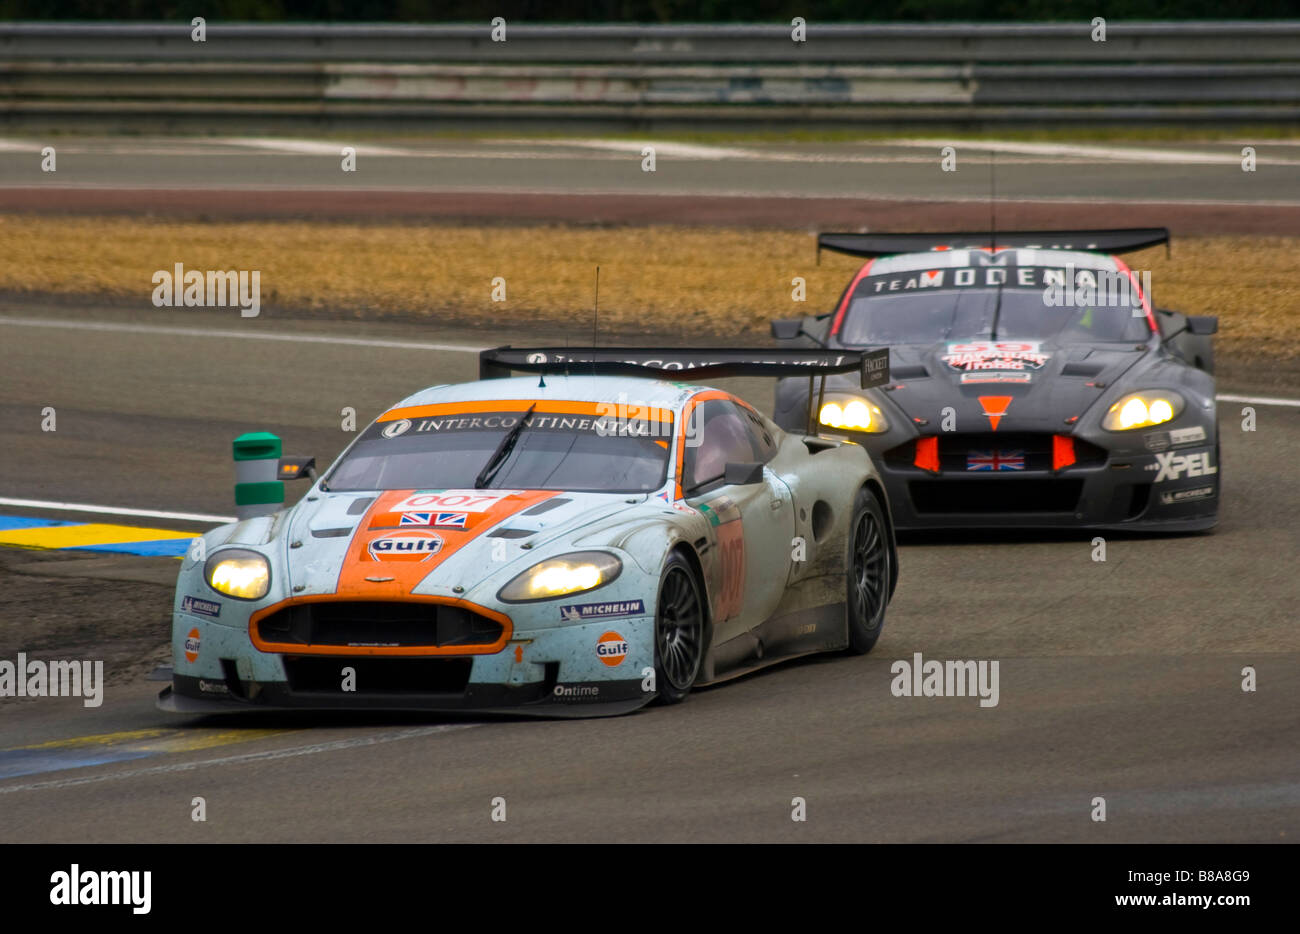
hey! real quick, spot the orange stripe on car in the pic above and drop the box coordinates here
[829,258,875,336]
[979,395,1013,432]
[674,389,735,501]
[378,400,674,424]
[333,489,559,599]
[1111,255,1158,333]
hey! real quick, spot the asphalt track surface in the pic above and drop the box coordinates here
[3,136,1300,232]
[0,304,1296,842]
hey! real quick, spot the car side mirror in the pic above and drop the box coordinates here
[1187,315,1218,336]
[277,456,316,480]
[724,462,765,485]
[770,318,803,341]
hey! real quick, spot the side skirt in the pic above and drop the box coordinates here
[698,602,847,686]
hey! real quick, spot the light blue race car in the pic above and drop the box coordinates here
[158,347,898,717]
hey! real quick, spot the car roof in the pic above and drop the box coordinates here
[869,247,1122,276]
[386,374,703,414]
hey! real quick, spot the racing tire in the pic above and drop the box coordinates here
[1198,436,1222,535]
[651,551,706,705]
[845,487,891,655]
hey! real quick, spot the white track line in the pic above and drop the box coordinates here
[1215,393,1300,408]
[209,137,633,161]
[210,136,420,157]
[0,724,476,795]
[887,138,1300,167]
[0,497,234,525]
[0,316,484,353]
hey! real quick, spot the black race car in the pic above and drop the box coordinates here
[772,229,1219,533]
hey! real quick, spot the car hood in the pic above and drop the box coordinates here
[869,339,1150,433]
[281,488,646,601]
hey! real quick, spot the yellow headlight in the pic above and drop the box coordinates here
[843,400,872,429]
[1103,392,1185,431]
[497,551,623,603]
[529,563,603,596]
[205,550,270,600]
[819,396,887,433]
[1119,397,1148,429]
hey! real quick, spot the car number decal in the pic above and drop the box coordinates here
[716,521,745,621]
[392,490,523,513]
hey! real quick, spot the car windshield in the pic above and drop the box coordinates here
[838,268,1151,345]
[323,406,672,494]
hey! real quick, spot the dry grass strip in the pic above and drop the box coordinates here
[0,216,1294,360]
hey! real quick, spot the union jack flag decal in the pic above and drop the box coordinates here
[966,450,1025,471]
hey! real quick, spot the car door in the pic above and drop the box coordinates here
[681,398,795,645]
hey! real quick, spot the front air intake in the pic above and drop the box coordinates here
[255,601,503,650]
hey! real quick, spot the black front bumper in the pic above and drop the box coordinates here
[876,459,1218,532]
[158,670,650,719]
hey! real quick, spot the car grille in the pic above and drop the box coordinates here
[885,433,1107,473]
[255,601,503,650]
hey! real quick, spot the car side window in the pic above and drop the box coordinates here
[683,400,760,494]
[739,403,778,464]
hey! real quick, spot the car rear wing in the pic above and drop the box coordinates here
[481,346,890,435]
[817,228,1170,262]
[481,345,889,389]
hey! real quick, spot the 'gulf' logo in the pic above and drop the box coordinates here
[367,531,443,562]
[596,631,628,667]
[184,628,201,664]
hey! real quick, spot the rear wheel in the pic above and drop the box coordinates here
[845,488,891,654]
[652,552,705,705]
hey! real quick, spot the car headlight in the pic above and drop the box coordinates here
[497,551,622,603]
[1102,391,1185,431]
[818,395,889,434]
[204,549,271,600]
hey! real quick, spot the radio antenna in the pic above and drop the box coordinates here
[989,149,1005,341]
[989,148,997,252]
[591,266,600,378]
[592,266,600,346]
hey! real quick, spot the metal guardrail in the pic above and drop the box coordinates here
[1,22,1298,128]
[4,21,1300,63]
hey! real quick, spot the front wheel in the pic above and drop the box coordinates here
[652,552,705,705]
[845,488,892,654]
